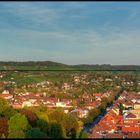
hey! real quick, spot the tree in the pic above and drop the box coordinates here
[37,118,65,138]
[107,95,115,104]
[37,119,65,138]
[8,113,31,138]
[48,108,65,124]
[72,100,77,108]
[35,111,49,122]
[84,115,93,125]
[71,128,76,138]
[36,119,49,133]
[80,131,89,138]
[47,121,64,138]
[26,128,47,138]
[2,107,17,119]
[0,118,8,138]
[119,103,125,115]
[84,108,100,125]
[1,134,6,138]
[76,121,84,138]
[102,97,109,104]
[99,101,107,112]
[0,97,9,116]
[8,130,25,138]
[62,113,78,138]
[19,109,38,126]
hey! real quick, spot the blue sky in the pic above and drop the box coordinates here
[0,2,140,65]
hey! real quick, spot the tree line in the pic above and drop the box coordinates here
[0,97,87,138]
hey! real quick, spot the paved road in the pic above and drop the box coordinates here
[83,115,103,133]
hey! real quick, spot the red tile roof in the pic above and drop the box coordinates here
[122,127,140,133]
[126,113,137,119]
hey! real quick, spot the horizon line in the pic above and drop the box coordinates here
[0,60,140,66]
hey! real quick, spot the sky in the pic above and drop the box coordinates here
[0,2,140,65]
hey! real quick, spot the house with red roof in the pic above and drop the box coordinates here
[125,113,137,120]
[11,102,22,109]
[122,126,140,133]
[86,101,97,110]
[0,93,13,100]
[134,102,140,109]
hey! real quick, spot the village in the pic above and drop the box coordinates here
[0,71,118,118]
[0,70,140,138]
[0,89,112,118]
[1,83,140,138]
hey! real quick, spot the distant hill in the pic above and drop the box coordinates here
[0,61,140,71]
[0,61,67,67]
[70,64,140,71]
[0,61,68,70]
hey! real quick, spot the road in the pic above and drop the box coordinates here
[82,86,124,134]
[83,115,103,133]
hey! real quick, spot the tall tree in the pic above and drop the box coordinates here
[2,107,17,119]
[47,121,64,138]
[80,131,89,138]
[8,130,25,138]
[0,118,8,138]
[26,128,47,138]
[35,111,49,122]
[84,108,100,125]
[48,108,65,124]
[62,113,79,138]
[8,113,31,138]
[0,97,9,116]
[19,109,38,126]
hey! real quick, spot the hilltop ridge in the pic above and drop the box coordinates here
[0,61,140,70]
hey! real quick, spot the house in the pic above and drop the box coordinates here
[118,95,126,101]
[125,113,137,120]
[134,102,140,109]
[86,101,97,110]
[46,103,55,108]
[102,92,110,98]
[70,108,88,118]
[95,93,102,101]
[106,133,124,138]
[123,102,133,109]
[0,93,13,100]
[130,109,140,119]
[122,126,140,133]
[98,108,123,133]
[45,97,57,104]
[2,90,10,94]
[64,108,69,114]
[105,78,113,82]
[131,99,137,103]
[73,76,80,83]
[22,101,33,108]
[56,101,66,107]
[62,83,71,90]
[11,102,22,109]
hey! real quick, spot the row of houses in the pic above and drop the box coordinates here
[0,90,106,117]
[0,90,72,108]
[0,89,115,120]
[90,91,140,138]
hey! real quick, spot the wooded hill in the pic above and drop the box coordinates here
[0,61,140,71]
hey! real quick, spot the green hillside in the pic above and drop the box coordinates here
[0,61,140,71]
